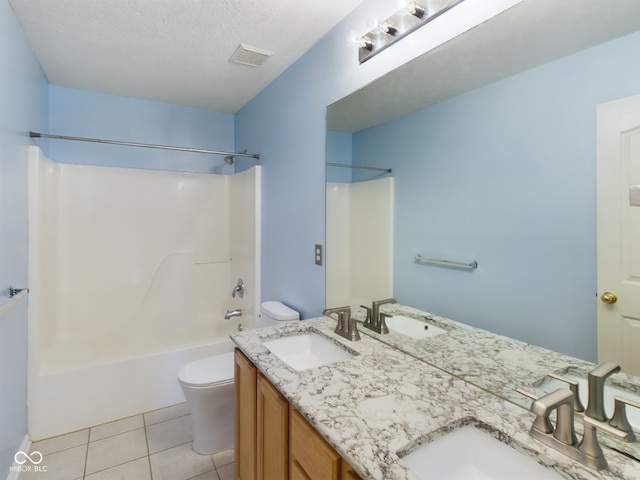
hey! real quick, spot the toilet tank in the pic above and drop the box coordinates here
[259,301,300,327]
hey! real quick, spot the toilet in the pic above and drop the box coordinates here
[259,300,300,326]
[178,301,299,455]
[178,352,235,454]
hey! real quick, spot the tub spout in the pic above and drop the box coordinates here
[224,308,242,320]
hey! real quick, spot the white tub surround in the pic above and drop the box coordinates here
[326,178,393,310]
[27,146,260,440]
[231,318,640,480]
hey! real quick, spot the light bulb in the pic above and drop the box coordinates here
[347,32,373,51]
[401,0,426,18]
[380,20,398,36]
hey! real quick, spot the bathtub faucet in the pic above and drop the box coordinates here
[224,309,242,320]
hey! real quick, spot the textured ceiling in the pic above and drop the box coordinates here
[9,0,365,113]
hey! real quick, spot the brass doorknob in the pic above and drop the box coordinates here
[601,292,618,304]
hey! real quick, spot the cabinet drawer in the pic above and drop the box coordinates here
[289,405,341,480]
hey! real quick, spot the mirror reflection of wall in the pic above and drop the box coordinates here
[327,29,640,363]
[326,131,393,310]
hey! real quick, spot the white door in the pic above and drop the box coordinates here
[597,94,640,375]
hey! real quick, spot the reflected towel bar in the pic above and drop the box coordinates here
[415,255,478,269]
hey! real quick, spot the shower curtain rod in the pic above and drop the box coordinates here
[29,132,260,159]
[326,162,391,173]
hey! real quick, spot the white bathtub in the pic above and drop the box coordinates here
[28,336,236,441]
[27,147,260,440]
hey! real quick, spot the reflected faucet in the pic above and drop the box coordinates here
[363,298,396,334]
[585,362,620,422]
[225,308,242,320]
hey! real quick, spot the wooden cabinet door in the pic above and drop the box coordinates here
[289,405,341,480]
[235,349,257,480]
[257,373,289,480]
[341,459,362,480]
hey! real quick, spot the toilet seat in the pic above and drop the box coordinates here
[178,352,234,387]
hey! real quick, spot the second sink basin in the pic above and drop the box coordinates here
[401,424,562,480]
[385,315,447,339]
[263,332,354,371]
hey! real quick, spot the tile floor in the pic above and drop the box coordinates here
[21,403,234,480]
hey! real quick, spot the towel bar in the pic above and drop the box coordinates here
[414,255,478,269]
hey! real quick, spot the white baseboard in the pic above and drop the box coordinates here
[6,435,31,480]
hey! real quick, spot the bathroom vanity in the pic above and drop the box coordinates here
[234,347,361,480]
[231,313,640,479]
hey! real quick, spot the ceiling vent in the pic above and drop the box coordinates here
[229,44,273,67]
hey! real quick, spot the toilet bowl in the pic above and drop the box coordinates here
[177,352,234,455]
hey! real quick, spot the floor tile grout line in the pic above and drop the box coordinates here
[81,454,149,479]
[82,440,89,480]
[144,419,154,480]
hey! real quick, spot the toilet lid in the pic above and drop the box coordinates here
[178,352,234,387]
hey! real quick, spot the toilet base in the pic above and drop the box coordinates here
[181,381,235,455]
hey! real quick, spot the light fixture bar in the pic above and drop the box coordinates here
[358,0,465,64]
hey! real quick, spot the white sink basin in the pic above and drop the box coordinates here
[385,315,446,339]
[263,332,353,371]
[538,373,640,429]
[401,425,562,480]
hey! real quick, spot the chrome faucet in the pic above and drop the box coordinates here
[323,306,360,341]
[224,308,242,320]
[518,387,627,470]
[363,298,396,334]
[585,362,620,422]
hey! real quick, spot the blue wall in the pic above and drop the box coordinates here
[235,0,510,318]
[352,31,640,361]
[47,86,235,173]
[0,0,48,473]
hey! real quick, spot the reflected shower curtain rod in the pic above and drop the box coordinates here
[326,162,391,173]
[29,132,260,159]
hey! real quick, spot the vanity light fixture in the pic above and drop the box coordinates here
[357,0,465,63]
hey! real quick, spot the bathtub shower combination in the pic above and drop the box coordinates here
[27,146,261,440]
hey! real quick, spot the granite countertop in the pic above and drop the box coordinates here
[354,303,640,459]
[231,317,640,480]
[356,303,640,404]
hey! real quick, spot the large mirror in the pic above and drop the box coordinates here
[326,0,640,457]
